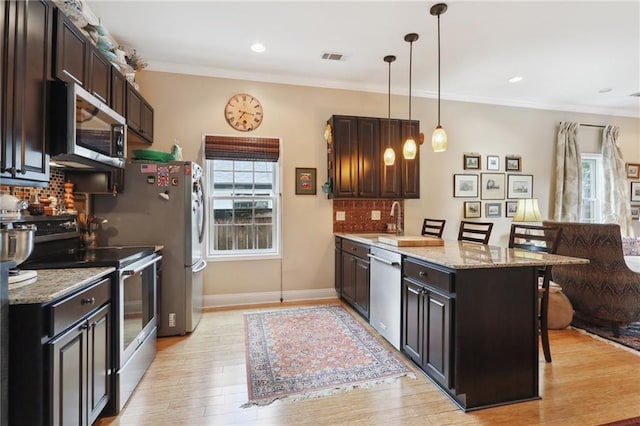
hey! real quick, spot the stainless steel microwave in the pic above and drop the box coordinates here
[50,82,126,169]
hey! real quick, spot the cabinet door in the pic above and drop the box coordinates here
[357,117,380,198]
[332,116,358,197]
[402,278,424,365]
[341,252,356,304]
[54,10,87,86]
[379,119,402,198]
[424,291,452,388]
[141,99,154,141]
[87,304,110,425]
[50,321,87,426]
[334,243,342,294]
[1,0,51,183]
[126,85,142,132]
[110,67,126,116]
[87,47,110,104]
[354,257,370,319]
[401,120,420,198]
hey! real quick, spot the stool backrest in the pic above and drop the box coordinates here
[421,218,446,238]
[458,221,493,244]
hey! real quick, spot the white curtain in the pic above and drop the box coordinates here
[601,125,635,237]
[553,122,582,221]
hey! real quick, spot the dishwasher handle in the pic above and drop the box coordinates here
[367,253,400,268]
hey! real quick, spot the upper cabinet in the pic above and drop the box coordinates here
[1,0,52,186]
[53,9,87,87]
[126,84,154,145]
[326,115,420,199]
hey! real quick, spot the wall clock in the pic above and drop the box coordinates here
[224,93,264,131]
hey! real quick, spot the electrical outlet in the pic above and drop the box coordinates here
[169,313,176,327]
[371,210,381,220]
[336,211,346,221]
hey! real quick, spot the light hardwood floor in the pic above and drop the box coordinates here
[97,299,640,425]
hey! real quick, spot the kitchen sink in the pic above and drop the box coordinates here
[378,235,444,247]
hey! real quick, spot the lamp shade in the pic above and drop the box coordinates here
[403,138,417,159]
[431,125,447,152]
[513,198,543,222]
[383,147,396,165]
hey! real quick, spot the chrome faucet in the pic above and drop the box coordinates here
[390,201,403,236]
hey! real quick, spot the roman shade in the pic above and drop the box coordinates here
[204,135,280,162]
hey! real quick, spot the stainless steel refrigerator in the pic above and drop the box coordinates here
[94,161,207,336]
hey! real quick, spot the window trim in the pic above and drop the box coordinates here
[580,153,604,223]
[205,156,282,261]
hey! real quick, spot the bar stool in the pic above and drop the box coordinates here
[458,221,493,244]
[421,218,446,238]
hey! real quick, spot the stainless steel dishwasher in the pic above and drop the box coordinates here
[368,246,402,350]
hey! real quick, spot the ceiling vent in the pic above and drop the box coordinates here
[322,52,344,61]
[630,92,640,97]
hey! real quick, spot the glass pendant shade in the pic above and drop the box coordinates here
[383,147,396,165]
[403,137,417,160]
[431,125,448,152]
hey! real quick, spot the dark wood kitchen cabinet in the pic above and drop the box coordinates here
[402,260,452,389]
[1,0,52,186]
[9,276,112,426]
[334,237,342,294]
[54,9,111,104]
[110,66,127,116]
[338,238,370,320]
[126,84,154,145]
[326,115,419,199]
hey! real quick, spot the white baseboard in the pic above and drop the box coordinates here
[204,287,339,308]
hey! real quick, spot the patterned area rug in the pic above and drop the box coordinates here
[571,319,640,352]
[243,305,413,407]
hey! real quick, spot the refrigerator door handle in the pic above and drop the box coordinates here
[193,258,207,273]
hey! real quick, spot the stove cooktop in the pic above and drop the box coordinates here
[19,246,156,270]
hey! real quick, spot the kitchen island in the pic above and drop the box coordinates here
[335,233,588,411]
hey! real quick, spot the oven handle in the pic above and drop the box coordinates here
[122,254,162,276]
[193,258,207,273]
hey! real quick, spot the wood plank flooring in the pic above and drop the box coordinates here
[96,299,640,425]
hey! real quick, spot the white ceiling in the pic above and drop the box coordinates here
[85,1,640,118]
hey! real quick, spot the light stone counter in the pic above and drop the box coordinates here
[9,267,115,305]
[336,233,589,270]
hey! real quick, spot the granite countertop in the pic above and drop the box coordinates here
[336,233,589,270]
[9,267,115,305]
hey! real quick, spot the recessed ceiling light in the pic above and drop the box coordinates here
[250,42,266,53]
[598,88,612,93]
[508,76,523,83]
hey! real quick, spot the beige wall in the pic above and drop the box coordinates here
[136,70,640,306]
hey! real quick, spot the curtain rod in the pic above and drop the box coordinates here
[579,123,606,129]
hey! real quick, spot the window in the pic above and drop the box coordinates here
[204,135,281,258]
[581,153,603,223]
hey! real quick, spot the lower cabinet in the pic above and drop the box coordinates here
[336,238,370,320]
[9,276,112,425]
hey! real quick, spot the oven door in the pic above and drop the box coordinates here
[118,253,161,368]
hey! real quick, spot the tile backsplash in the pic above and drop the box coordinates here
[1,169,66,203]
[333,199,404,233]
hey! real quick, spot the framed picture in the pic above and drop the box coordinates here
[627,163,640,179]
[631,181,640,202]
[295,167,316,195]
[463,153,481,170]
[507,174,533,199]
[486,155,500,171]
[631,205,640,220]
[505,155,522,172]
[481,173,506,200]
[505,201,518,218]
[485,202,502,218]
[464,201,481,218]
[453,174,479,198]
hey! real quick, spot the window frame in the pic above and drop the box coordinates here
[205,158,282,261]
[580,153,604,223]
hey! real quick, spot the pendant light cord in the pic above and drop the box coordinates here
[437,13,441,126]
[408,41,413,122]
[388,59,392,147]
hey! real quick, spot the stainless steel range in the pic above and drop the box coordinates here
[16,214,160,414]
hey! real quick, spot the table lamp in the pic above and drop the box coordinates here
[513,198,543,222]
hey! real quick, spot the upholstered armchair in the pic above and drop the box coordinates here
[543,221,640,336]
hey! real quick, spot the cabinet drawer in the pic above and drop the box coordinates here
[48,277,111,337]
[342,239,369,259]
[404,258,453,293]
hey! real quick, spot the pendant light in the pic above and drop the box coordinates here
[431,3,448,152]
[403,33,419,160]
[383,55,396,166]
